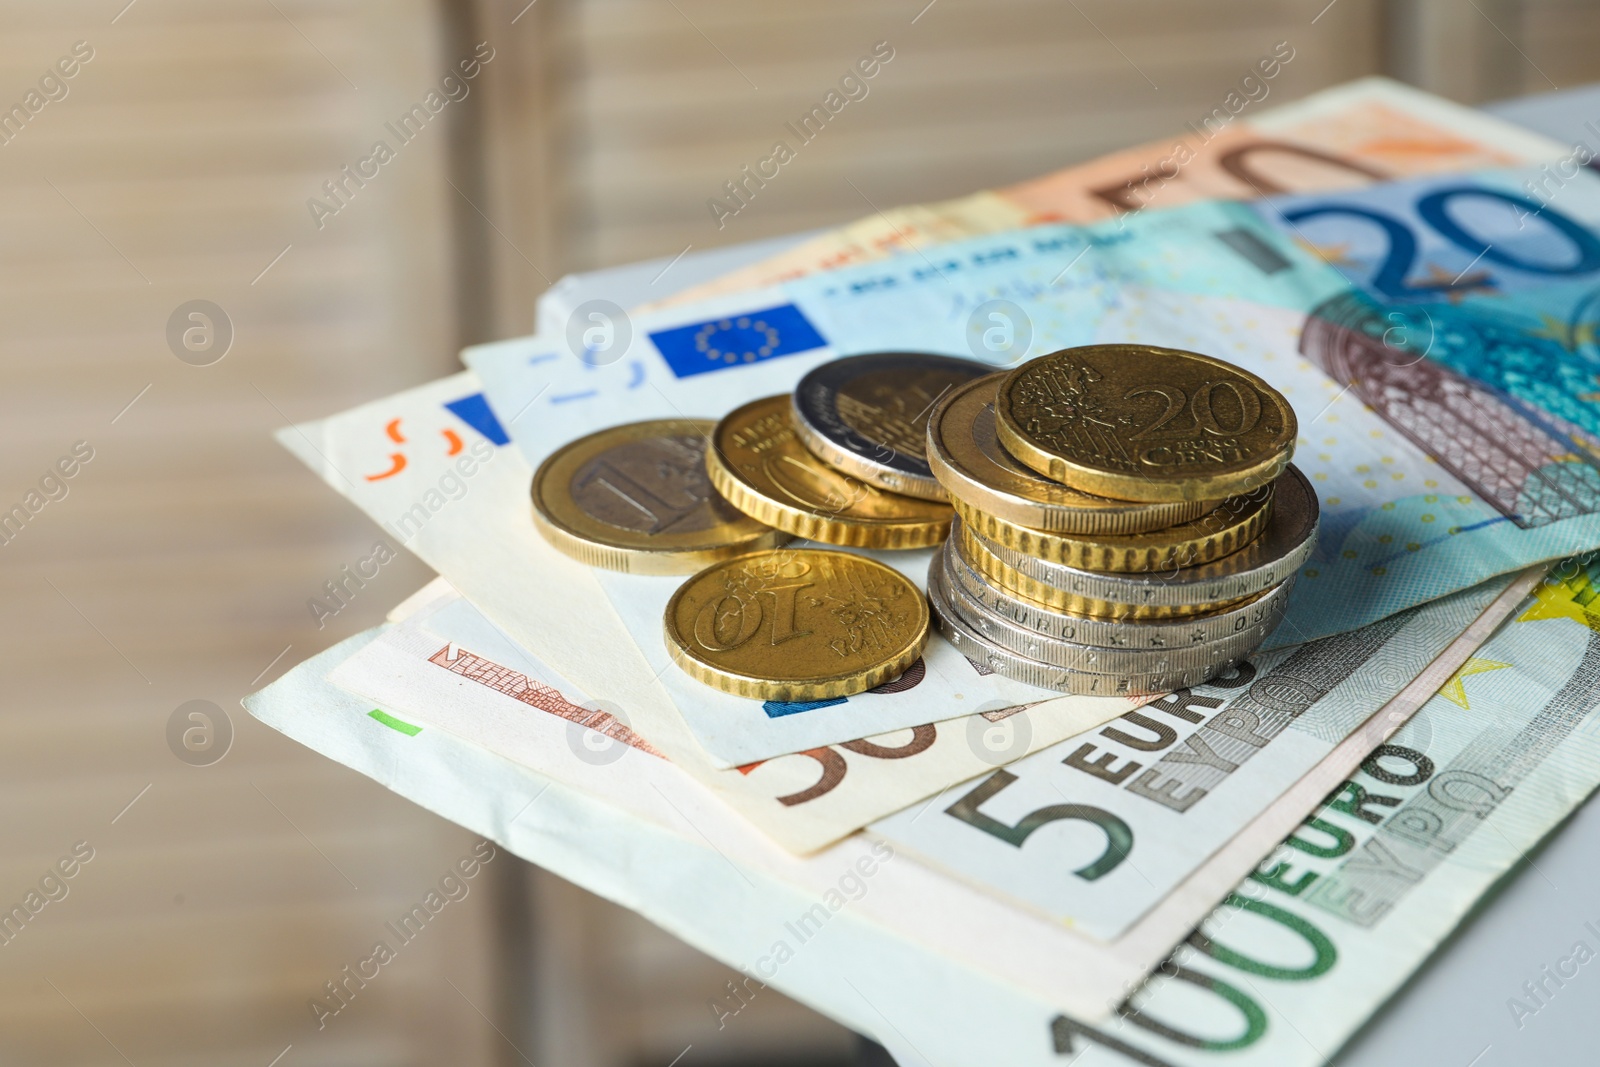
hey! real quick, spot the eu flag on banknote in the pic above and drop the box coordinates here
[648,303,827,379]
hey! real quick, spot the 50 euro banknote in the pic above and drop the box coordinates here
[274,371,1133,851]
[643,77,1560,310]
[325,588,1173,1018]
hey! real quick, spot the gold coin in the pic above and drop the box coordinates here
[707,395,953,549]
[928,374,1217,534]
[663,548,930,701]
[955,467,1314,617]
[995,345,1297,502]
[955,525,1252,620]
[952,481,1274,572]
[531,419,787,575]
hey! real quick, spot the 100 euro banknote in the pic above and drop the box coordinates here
[1041,559,1600,1067]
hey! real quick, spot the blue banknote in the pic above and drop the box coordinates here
[468,166,1600,646]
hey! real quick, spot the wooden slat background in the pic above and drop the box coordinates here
[1387,0,1600,103]
[1518,0,1600,94]
[548,0,1383,268]
[0,2,498,1064]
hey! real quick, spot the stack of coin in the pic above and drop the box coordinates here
[925,344,1317,695]
[665,352,994,699]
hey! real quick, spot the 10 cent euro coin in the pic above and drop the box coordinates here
[663,548,930,701]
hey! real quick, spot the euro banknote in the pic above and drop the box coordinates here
[324,589,1175,1019]
[642,77,1559,310]
[1040,558,1600,1067]
[331,567,1534,1008]
[242,558,1600,1058]
[466,191,1588,645]
[426,339,1144,775]
[1069,163,1600,641]
[871,568,1538,941]
[247,620,1172,1025]
[1204,165,1600,530]
[274,372,1131,851]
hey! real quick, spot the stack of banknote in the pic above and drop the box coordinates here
[246,77,1600,1065]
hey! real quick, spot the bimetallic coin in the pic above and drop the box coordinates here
[792,352,992,501]
[707,395,952,549]
[995,345,1298,502]
[532,419,788,575]
[937,544,1286,670]
[928,374,1212,534]
[663,548,930,701]
[942,534,1296,650]
[928,554,1244,695]
[957,465,1318,617]
[953,478,1274,572]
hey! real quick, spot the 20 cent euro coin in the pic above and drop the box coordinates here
[995,344,1297,502]
[928,373,1211,533]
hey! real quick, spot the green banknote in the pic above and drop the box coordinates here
[1049,558,1600,1067]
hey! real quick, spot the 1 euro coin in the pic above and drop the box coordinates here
[531,419,786,574]
[791,351,993,501]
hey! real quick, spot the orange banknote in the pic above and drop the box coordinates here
[647,77,1560,309]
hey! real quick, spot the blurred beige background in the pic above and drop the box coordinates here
[0,0,1594,1064]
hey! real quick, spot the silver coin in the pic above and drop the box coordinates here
[944,536,1296,649]
[939,543,1286,670]
[928,551,1249,695]
[790,352,992,501]
[964,465,1318,609]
